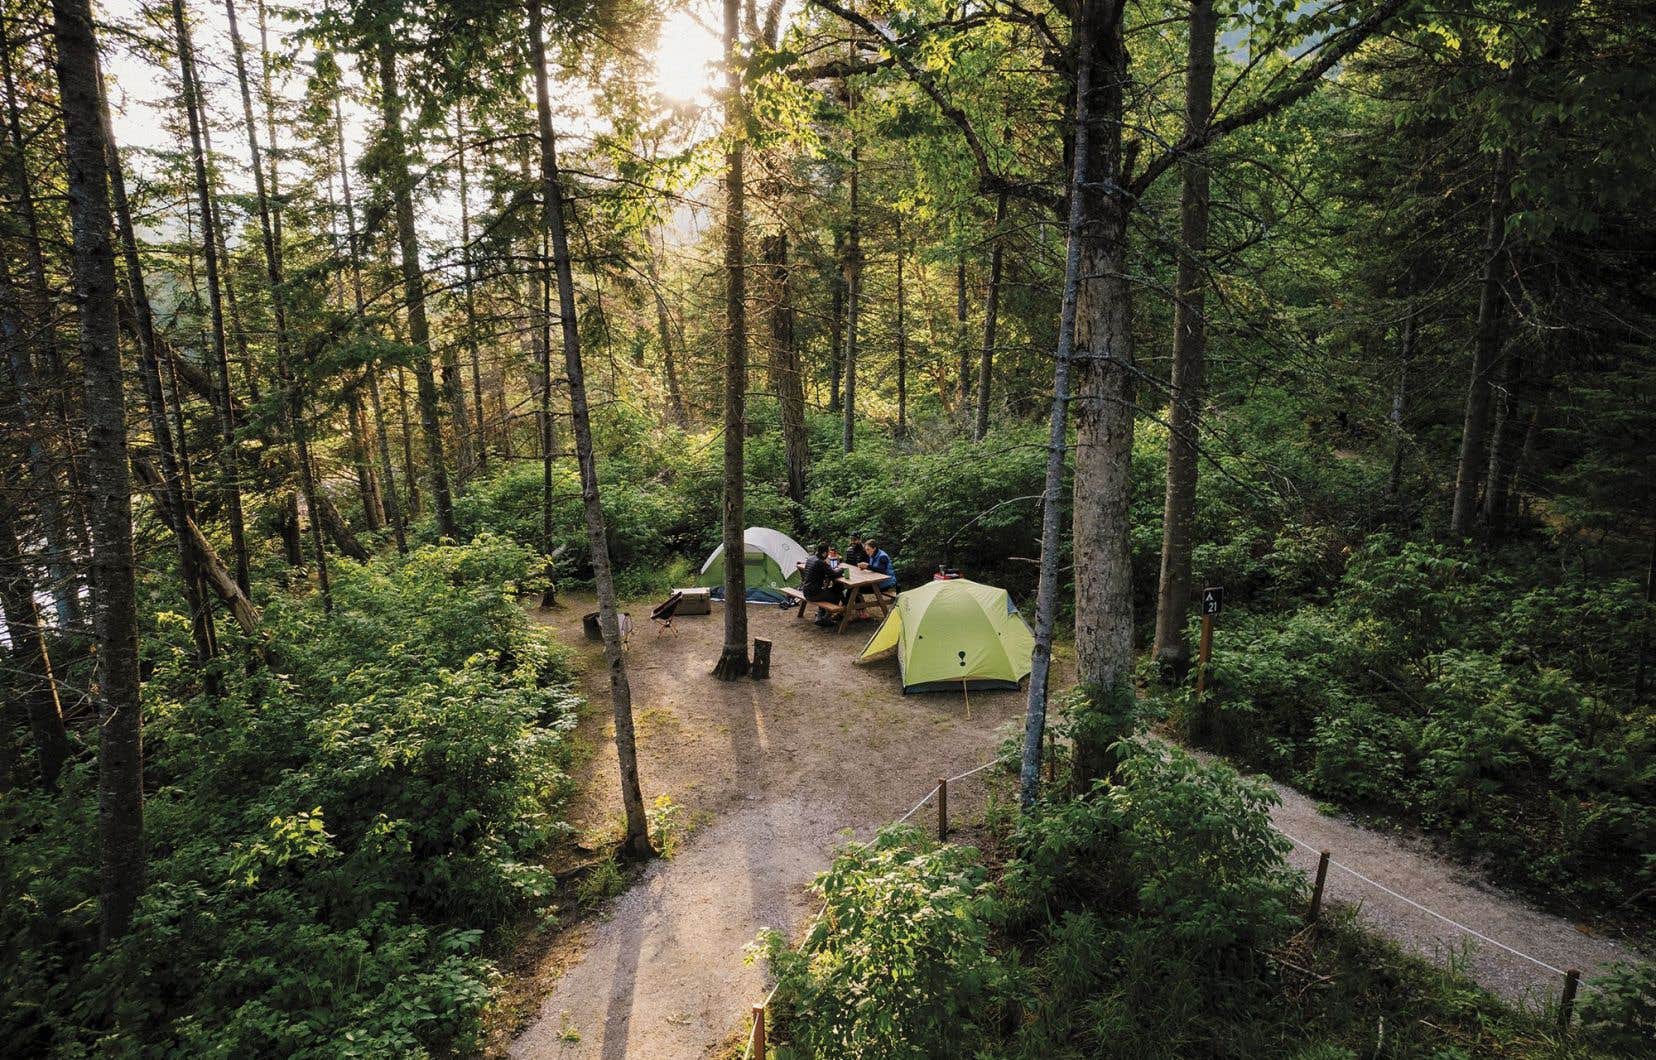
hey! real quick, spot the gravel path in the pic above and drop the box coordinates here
[507,598,1644,1056]
[1257,767,1642,1005]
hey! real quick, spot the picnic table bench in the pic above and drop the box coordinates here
[791,564,893,633]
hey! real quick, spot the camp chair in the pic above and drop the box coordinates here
[650,591,685,635]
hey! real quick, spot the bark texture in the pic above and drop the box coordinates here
[1151,0,1218,675]
[714,0,751,678]
[528,0,651,859]
[1070,0,1137,788]
[52,0,144,943]
[375,40,457,539]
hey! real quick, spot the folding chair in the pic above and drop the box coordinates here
[650,591,685,635]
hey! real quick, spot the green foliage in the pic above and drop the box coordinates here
[758,827,1003,1060]
[762,745,1597,1057]
[1180,535,1655,914]
[0,537,581,1056]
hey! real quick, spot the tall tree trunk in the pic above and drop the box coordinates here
[714,0,751,678]
[1387,304,1416,497]
[0,267,70,793]
[527,0,651,859]
[374,41,456,538]
[955,254,969,421]
[894,215,907,440]
[1449,148,1514,537]
[842,117,860,453]
[1020,23,1094,809]
[765,233,807,508]
[1151,0,1218,676]
[646,237,688,427]
[975,190,1007,442]
[457,100,487,475]
[103,37,218,665]
[2,28,85,627]
[828,228,845,413]
[1070,0,1136,788]
[226,0,332,605]
[335,86,405,551]
[51,0,144,944]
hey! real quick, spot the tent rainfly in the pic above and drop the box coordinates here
[696,527,809,603]
[857,578,1035,693]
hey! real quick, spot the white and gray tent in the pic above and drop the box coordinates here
[696,527,809,603]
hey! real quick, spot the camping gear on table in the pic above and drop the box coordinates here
[696,526,809,603]
[856,578,1034,693]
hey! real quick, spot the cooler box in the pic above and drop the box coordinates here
[675,587,712,615]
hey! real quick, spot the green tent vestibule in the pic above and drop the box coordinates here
[857,578,1035,693]
[696,526,809,604]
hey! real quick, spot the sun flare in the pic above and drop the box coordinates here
[652,9,723,102]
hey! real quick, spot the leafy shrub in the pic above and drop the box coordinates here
[0,537,580,1056]
[1181,535,1655,914]
[759,827,1003,1060]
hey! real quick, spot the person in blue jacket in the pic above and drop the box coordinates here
[861,536,896,590]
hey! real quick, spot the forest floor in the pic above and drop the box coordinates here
[500,594,1643,1059]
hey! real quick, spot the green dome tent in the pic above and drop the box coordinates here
[696,527,808,603]
[857,579,1034,693]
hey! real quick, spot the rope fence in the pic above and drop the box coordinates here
[739,751,1599,1057]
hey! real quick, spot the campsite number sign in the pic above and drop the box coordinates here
[1195,586,1223,699]
[1201,586,1224,616]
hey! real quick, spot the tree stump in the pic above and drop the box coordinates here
[751,638,772,679]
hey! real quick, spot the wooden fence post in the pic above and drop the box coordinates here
[752,1003,766,1060]
[1558,968,1580,1033]
[1308,850,1331,923]
[937,778,948,841]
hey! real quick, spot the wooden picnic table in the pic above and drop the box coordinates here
[794,563,895,633]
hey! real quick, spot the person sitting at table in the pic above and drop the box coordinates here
[801,542,842,626]
[845,533,869,568]
[861,536,896,591]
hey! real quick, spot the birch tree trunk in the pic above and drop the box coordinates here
[527,0,651,858]
[1151,0,1217,675]
[1387,304,1416,498]
[1020,20,1094,809]
[714,0,751,678]
[51,0,145,943]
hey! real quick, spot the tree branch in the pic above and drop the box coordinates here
[1128,0,1414,199]
[807,0,1061,211]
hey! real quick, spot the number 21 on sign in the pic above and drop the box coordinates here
[1195,586,1223,697]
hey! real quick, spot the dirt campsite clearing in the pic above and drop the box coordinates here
[501,594,1644,1058]
[502,594,1035,1059]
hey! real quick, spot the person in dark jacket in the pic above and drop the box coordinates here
[845,533,869,568]
[801,543,842,625]
[862,537,896,590]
